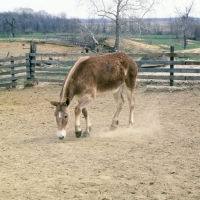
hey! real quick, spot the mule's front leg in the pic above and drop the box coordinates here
[74,106,82,138]
[82,107,91,137]
[74,93,94,138]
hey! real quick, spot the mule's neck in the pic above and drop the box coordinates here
[59,87,66,103]
[59,83,74,103]
[59,56,90,103]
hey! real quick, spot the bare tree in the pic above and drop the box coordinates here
[81,0,159,50]
[175,0,195,49]
[3,17,16,37]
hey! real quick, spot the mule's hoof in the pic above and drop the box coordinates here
[110,125,117,131]
[75,131,82,138]
[82,131,90,138]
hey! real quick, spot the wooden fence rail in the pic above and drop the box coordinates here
[0,44,200,88]
[0,54,30,88]
[29,52,200,58]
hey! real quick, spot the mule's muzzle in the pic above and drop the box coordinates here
[57,129,66,140]
[58,136,64,140]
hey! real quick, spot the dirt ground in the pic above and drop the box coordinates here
[0,82,200,200]
[1,41,200,199]
[0,42,80,58]
[1,40,199,59]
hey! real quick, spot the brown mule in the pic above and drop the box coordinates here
[49,52,138,140]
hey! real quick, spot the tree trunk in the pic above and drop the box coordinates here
[183,34,187,49]
[12,31,15,38]
[114,17,120,51]
[114,26,120,51]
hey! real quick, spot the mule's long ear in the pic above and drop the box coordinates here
[66,98,70,106]
[46,99,58,106]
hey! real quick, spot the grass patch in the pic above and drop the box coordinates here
[131,35,200,51]
[61,63,72,68]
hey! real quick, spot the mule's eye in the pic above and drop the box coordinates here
[64,115,68,118]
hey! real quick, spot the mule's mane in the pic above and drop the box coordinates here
[60,56,90,102]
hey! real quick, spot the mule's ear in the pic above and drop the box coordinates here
[66,98,70,106]
[46,99,58,106]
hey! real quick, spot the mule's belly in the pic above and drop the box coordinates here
[96,77,125,92]
[96,83,124,97]
[74,83,124,100]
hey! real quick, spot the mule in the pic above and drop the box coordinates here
[48,52,138,140]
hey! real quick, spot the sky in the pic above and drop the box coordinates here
[0,0,199,18]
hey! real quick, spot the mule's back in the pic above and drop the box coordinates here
[70,52,137,93]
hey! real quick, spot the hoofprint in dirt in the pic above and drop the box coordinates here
[0,83,200,200]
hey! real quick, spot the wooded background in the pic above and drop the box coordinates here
[1,9,200,39]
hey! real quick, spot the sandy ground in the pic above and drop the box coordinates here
[106,39,162,53]
[0,82,200,200]
[0,42,81,58]
[1,41,200,199]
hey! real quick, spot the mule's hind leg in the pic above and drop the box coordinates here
[125,86,135,128]
[110,86,125,130]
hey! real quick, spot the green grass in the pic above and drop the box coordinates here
[0,33,46,41]
[0,33,82,40]
[61,63,73,68]
[0,33,199,52]
[0,33,69,41]
[135,35,200,60]
[131,35,200,51]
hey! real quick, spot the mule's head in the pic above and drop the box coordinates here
[49,99,70,140]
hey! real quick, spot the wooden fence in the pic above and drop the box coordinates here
[0,55,30,88]
[0,44,200,88]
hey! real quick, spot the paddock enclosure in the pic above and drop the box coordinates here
[1,82,200,200]
[0,42,200,88]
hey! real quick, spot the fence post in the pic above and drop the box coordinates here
[10,56,16,88]
[26,53,30,79]
[29,43,37,80]
[170,46,174,86]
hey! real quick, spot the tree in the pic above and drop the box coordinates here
[82,0,159,50]
[194,26,200,40]
[0,10,82,36]
[175,0,195,49]
[3,16,16,37]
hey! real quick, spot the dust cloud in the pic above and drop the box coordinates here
[91,106,162,144]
